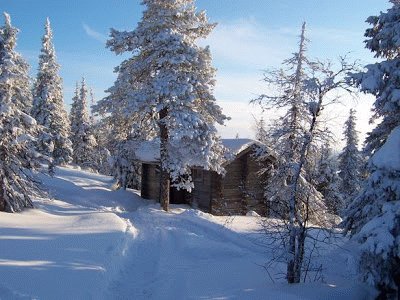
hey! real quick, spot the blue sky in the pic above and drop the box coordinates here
[2,0,392,143]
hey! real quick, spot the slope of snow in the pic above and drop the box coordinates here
[0,166,375,299]
[0,167,140,299]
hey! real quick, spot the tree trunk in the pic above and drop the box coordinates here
[287,179,297,284]
[159,107,170,212]
[286,91,323,284]
[294,227,306,283]
[287,226,306,284]
[0,178,5,212]
[287,229,296,283]
[286,22,307,284]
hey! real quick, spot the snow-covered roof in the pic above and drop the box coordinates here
[134,140,160,163]
[135,138,264,163]
[221,139,260,156]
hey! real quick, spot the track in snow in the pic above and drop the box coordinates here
[0,166,373,300]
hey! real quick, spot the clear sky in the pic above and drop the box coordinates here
[1,0,392,146]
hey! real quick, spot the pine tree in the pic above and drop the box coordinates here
[70,78,97,169]
[90,120,112,175]
[105,0,228,211]
[0,14,31,114]
[0,13,49,212]
[338,109,362,205]
[88,91,112,175]
[89,88,95,125]
[32,18,72,166]
[349,1,400,156]
[345,126,400,299]
[254,117,269,144]
[315,144,343,215]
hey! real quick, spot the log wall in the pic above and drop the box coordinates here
[141,163,160,201]
[140,146,270,216]
[192,169,212,211]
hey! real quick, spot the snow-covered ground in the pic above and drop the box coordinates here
[0,166,375,299]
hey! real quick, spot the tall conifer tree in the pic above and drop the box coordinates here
[346,2,400,297]
[70,78,97,169]
[338,109,362,203]
[104,0,227,211]
[345,126,400,299]
[32,18,72,165]
[0,13,31,114]
[350,0,400,156]
[0,13,49,212]
[315,144,343,215]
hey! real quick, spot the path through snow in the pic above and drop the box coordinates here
[0,166,375,299]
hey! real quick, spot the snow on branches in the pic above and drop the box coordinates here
[103,0,228,210]
[32,18,72,166]
[0,13,50,212]
[349,1,400,156]
[70,79,97,170]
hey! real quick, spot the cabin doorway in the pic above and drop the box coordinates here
[169,186,190,204]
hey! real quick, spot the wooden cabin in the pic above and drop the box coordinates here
[136,139,272,216]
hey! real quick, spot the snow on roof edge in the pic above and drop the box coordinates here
[135,138,267,163]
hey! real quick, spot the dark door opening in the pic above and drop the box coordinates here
[169,186,190,204]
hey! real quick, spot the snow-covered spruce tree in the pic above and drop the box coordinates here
[315,143,343,215]
[253,23,356,283]
[0,14,31,114]
[105,0,228,211]
[344,3,400,297]
[345,126,400,299]
[70,78,97,169]
[32,18,72,166]
[254,117,269,145]
[89,88,95,125]
[337,109,362,205]
[87,91,112,175]
[0,13,49,212]
[349,0,400,156]
[90,120,112,175]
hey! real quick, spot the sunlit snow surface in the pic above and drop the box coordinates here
[0,166,375,299]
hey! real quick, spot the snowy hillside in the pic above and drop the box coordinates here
[0,166,374,299]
